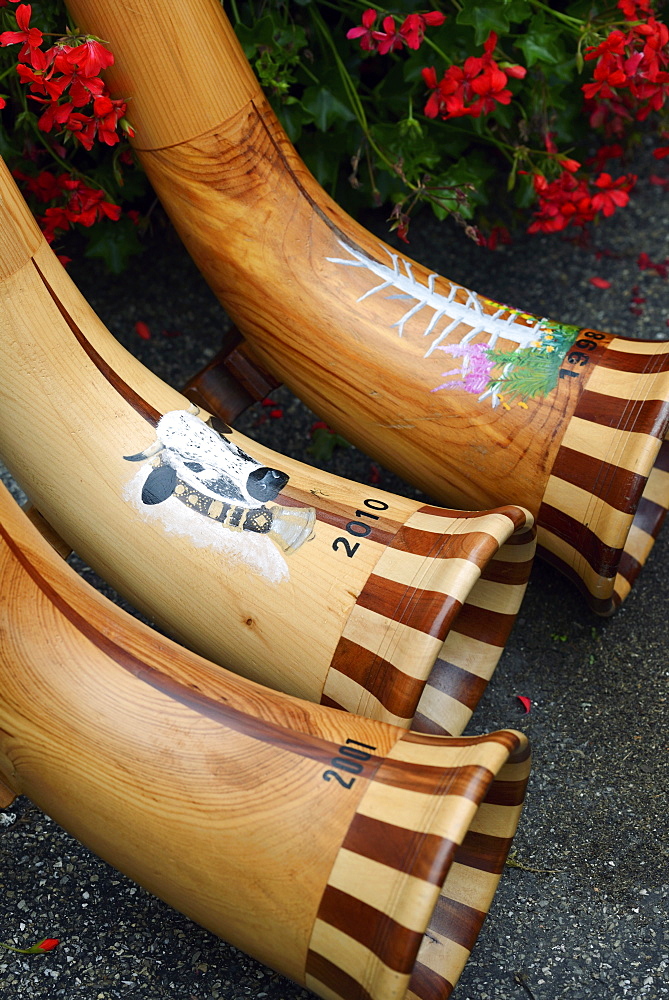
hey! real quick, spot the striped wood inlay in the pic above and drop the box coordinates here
[305,730,530,1000]
[322,505,534,736]
[537,336,669,614]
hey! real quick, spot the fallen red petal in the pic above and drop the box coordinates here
[134,320,151,340]
[516,695,532,714]
[269,408,283,419]
[589,277,611,289]
[36,938,59,952]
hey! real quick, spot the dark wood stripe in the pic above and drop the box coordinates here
[479,556,533,586]
[453,830,515,875]
[399,730,523,754]
[305,951,374,1000]
[572,389,669,438]
[392,527,499,562]
[616,548,641,587]
[0,522,375,772]
[551,446,647,514]
[633,494,668,539]
[32,260,161,426]
[538,503,621,579]
[597,344,669,375]
[504,528,535,546]
[317,885,423,974]
[319,693,347,711]
[356,576,462,638]
[326,638,426,720]
[342,814,458,885]
[278,489,396,543]
[428,894,486,952]
[408,960,454,1000]
[655,439,669,473]
[424,661,489,712]
[375,760,494,801]
[448,603,516,647]
[535,541,614,615]
[410,712,453,737]
[416,504,528,532]
[481,778,527,808]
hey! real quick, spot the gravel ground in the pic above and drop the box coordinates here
[1,141,668,1000]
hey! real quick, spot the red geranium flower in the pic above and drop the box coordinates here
[346,9,377,52]
[0,3,44,67]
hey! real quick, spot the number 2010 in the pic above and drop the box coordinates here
[332,498,389,558]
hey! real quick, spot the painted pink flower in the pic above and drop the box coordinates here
[431,343,494,394]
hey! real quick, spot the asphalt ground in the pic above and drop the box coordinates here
[1,141,668,999]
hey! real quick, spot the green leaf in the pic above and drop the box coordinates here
[234,15,276,58]
[301,86,356,132]
[456,4,510,43]
[83,217,143,274]
[515,16,567,66]
[308,427,350,462]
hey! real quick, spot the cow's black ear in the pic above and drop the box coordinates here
[208,415,233,437]
[141,465,177,505]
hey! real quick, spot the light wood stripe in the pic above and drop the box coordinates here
[411,938,469,997]
[586,363,669,402]
[643,463,669,508]
[623,522,655,566]
[561,417,661,479]
[543,476,634,548]
[461,576,527,613]
[412,687,472,739]
[321,670,412,728]
[357,785,479,841]
[309,921,411,1000]
[372,548,483,599]
[468,801,526,839]
[341,605,444,673]
[439,860,501,912]
[607,338,669,356]
[327,850,445,934]
[433,630,505,679]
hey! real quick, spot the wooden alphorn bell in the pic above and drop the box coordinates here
[0,479,530,1000]
[63,0,669,615]
[0,157,534,738]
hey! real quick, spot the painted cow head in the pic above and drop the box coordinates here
[124,411,289,507]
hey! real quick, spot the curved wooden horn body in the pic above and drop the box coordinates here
[0,159,534,737]
[64,0,669,614]
[0,479,530,1000]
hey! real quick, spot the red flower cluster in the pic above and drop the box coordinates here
[0,4,133,149]
[422,32,526,120]
[347,8,445,54]
[528,165,636,234]
[13,168,121,244]
[583,0,669,129]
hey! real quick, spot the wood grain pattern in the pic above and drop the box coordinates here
[62,0,669,613]
[0,480,529,1000]
[0,159,534,736]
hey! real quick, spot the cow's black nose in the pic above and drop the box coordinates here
[246,467,289,502]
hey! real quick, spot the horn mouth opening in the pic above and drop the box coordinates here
[306,729,531,1000]
[321,506,535,737]
[536,338,669,615]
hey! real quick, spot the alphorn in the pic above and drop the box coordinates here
[0,157,534,737]
[0,479,530,1000]
[64,0,669,614]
